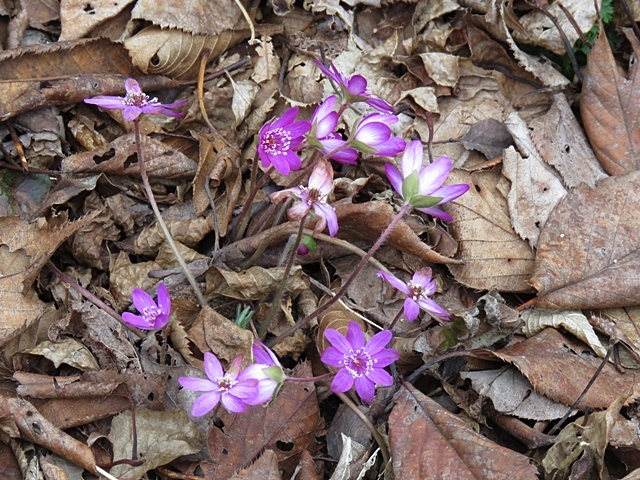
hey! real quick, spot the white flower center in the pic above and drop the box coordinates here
[261,128,291,155]
[339,347,375,379]
[142,305,161,324]
[123,91,158,108]
[407,281,427,301]
[216,374,237,392]
[299,186,326,206]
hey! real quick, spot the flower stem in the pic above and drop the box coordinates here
[336,392,391,466]
[258,214,307,339]
[234,160,274,241]
[268,203,412,347]
[133,120,207,307]
[388,309,404,331]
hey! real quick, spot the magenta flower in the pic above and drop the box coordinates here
[257,107,311,176]
[308,96,357,164]
[84,78,188,121]
[350,114,406,157]
[241,341,285,405]
[269,159,338,236]
[377,268,450,322]
[178,354,259,416]
[321,322,400,403]
[122,283,171,330]
[384,140,469,221]
[315,60,395,113]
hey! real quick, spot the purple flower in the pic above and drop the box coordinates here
[315,60,395,113]
[84,78,188,121]
[178,354,259,416]
[241,341,285,405]
[384,140,470,221]
[122,283,171,330]
[257,107,311,176]
[377,268,450,322]
[308,96,357,164]
[270,159,338,236]
[321,322,400,403]
[350,114,406,157]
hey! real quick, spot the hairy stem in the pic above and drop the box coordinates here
[133,120,207,306]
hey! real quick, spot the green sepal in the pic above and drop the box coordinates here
[262,366,286,383]
[349,139,377,154]
[409,195,442,209]
[300,235,317,252]
[402,171,420,200]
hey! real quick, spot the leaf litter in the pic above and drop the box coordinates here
[3,0,640,479]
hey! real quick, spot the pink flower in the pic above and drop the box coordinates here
[350,114,406,157]
[178,354,259,416]
[384,140,469,221]
[257,107,311,176]
[377,268,450,321]
[308,96,357,164]
[84,78,188,121]
[270,159,338,236]
[241,341,285,405]
[321,322,400,403]
[122,283,171,330]
[315,60,395,113]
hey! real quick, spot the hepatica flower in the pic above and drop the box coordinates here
[377,268,450,321]
[307,96,357,164]
[258,107,311,176]
[385,140,469,221]
[350,113,406,157]
[321,322,400,403]
[84,78,188,121]
[178,354,260,416]
[315,60,395,113]
[270,159,338,236]
[122,283,171,330]
[241,341,286,405]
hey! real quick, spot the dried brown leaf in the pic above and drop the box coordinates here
[581,28,640,175]
[389,383,538,479]
[228,449,281,480]
[205,265,308,301]
[531,171,640,309]
[459,118,514,160]
[204,362,323,479]
[491,328,634,409]
[60,0,135,41]
[445,169,535,292]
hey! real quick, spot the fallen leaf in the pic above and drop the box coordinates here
[60,0,136,41]
[531,170,640,309]
[205,265,308,301]
[445,169,535,292]
[228,449,281,480]
[581,28,640,175]
[204,362,323,479]
[13,338,99,371]
[458,118,515,160]
[491,328,634,409]
[529,93,607,189]
[109,408,203,479]
[389,383,538,479]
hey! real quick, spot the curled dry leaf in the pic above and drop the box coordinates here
[205,265,308,301]
[444,169,535,292]
[531,170,640,309]
[389,383,538,479]
[315,298,367,356]
[60,0,135,41]
[581,28,640,175]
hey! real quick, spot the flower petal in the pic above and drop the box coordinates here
[418,156,452,195]
[178,377,216,392]
[404,298,420,321]
[203,352,224,381]
[366,367,394,387]
[373,349,401,368]
[156,283,171,314]
[327,146,358,164]
[355,123,391,146]
[288,201,311,220]
[324,328,352,354]
[412,268,433,289]
[286,120,312,139]
[417,207,453,222]
[313,202,338,236]
[418,297,451,319]
[346,75,367,96]
[272,107,299,129]
[309,160,333,194]
[315,59,342,85]
[84,96,125,109]
[346,322,366,349]
[121,312,151,329]
[122,106,142,121]
[430,183,471,204]
[374,137,406,157]
[125,78,142,93]
[191,391,220,416]
[130,288,156,315]
[384,164,403,197]
[221,393,248,413]
[321,346,346,367]
[366,97,395,114]
[354,376,376,403]
[401,140,424,177]
[152,313,170,330]
[331,369,355,393]
[377,271,410,295]
[364,329,392,355]
[253,341,280,366]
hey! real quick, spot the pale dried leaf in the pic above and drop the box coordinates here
[521,309,607,358]
[252,39,281,84]
[231,79,260,129]
[16,338,99,370]
[418,52,459,87]
[205,265,308,301]
[60,0,136,41]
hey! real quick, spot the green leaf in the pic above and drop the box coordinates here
[300,235,317,252]
[402,171,420,200]
[349,140,377,154]
[263,365,286,383]
[409,195,442,209]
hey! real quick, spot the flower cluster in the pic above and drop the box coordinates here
[178,341,285,416]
